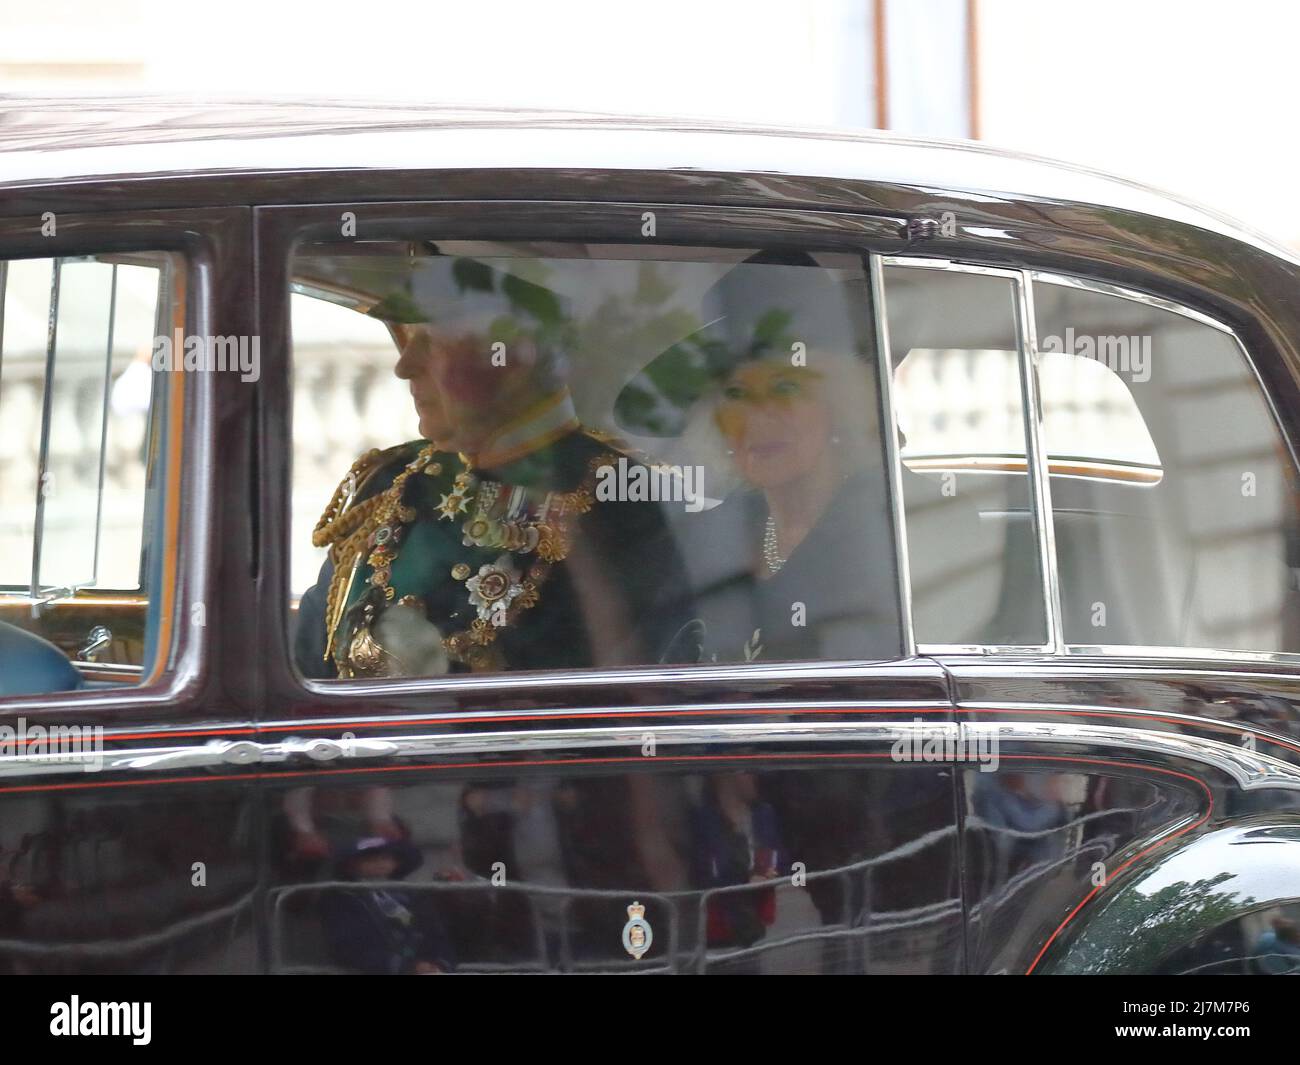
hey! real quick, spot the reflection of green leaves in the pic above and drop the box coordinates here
[614,384,662,433]
[441,259,573,352]
[452,257,495,293]
[502,272,563,326]
[612,305,800,435]
[366,291,428,324]
[451,257,565,328]
[487,314,525,346]
[634,263,677,307]
[750,308,795,358]
[657,342,715,399]
[1054,871,1253,973]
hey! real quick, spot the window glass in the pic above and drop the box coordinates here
[884,265,1047,646]
[0,253,180,693]
[288,243,902,679]
[1033,279,1300,652]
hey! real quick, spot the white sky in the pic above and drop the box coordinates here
[2,0,1297,242]
[978,0,1300,242]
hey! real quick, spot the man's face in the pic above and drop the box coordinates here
[393,320,543,452]
[393,325,453,444]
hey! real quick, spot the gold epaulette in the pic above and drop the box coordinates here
[314,442,422,663]
[312,443,418,551]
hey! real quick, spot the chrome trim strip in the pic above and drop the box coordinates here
[176,249,215,689]
[302,656,940,699]
[4,719,1298,793]
[90,263,117,586]
[921,643,1054,657]
[30,257,60,611]
[1224,325,1300,481]
[71,660,143,677]
[881,256,1024,280]
[869,253,916,658]
[957,696,1299,745]
[0,260,7,379]
[1016,268,1064,653]
[1029,270,1234,334]
[1060,645,1300,667]
[884,255,955,269]
[272,696,950,731]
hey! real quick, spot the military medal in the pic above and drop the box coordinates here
[465,554,525,627]
[441,451,613,668]
[316,440,618,675]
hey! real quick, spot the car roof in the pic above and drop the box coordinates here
[0,95,1294,263]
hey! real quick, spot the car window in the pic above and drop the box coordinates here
[287,242,902,680]
[0,252,183,693]
[882,264,1048,647]
[1033,277,1300,653]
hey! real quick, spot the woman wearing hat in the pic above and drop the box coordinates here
[615,254,902,665]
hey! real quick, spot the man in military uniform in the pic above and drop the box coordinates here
[294,257,691,678]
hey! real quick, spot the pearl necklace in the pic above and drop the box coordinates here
[762,516,787,574]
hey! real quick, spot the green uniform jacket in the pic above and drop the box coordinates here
[295,429,694,677]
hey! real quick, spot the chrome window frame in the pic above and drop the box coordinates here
[874,253,1300,669]
[277,211,926,702]
[874,255,1059,656]
[0,209,233,714]
[278,206,1300,694]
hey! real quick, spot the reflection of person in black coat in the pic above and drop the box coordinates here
[320,837,454,975]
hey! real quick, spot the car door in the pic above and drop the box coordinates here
[250,195,965,974]
[880,254,1300,973]
[0,206,262,972]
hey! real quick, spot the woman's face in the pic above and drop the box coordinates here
[714,361,833,489]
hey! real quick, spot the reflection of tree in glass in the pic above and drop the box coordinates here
[450,256,569,352]
[614,301,797,437]
[370,256,809,437]
[1056,872,1253,973]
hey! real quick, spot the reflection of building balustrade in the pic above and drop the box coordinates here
[0,360,147,494]
[269,823,966,974]
[269,797,1156,974]
[0,891,254,966]
[897,348,1144,458]
[0,358,147,590]
[290,343,417,592]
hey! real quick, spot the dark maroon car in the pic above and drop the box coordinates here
[1,98,1299,974]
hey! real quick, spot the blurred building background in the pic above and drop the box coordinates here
[3,0,1295,599]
